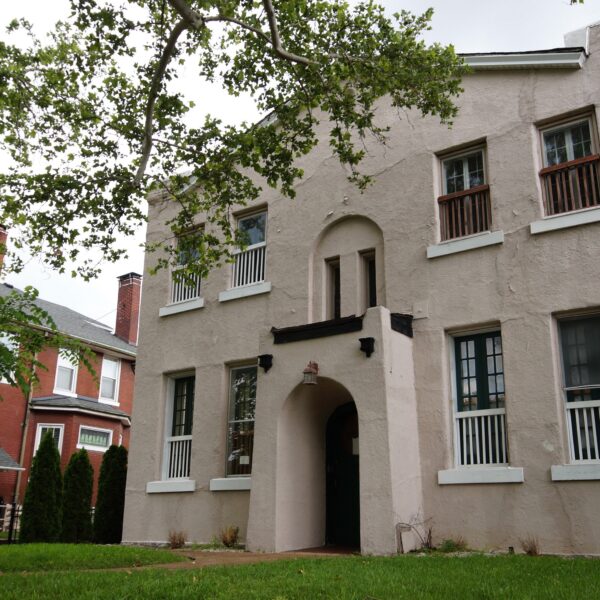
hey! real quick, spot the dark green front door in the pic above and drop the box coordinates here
[326,402,360,548]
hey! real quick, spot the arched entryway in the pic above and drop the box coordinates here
[275,377,360,552]
[326,402,360,548]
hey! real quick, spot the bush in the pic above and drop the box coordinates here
[20,431,63,542]
[61,449,93,543]
[520,536,540,556]
[93,445,128,544]
[439,537,468,553]
[220,525,239,548]
[168,530,187,549]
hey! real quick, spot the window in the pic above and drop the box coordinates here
[438,148,491,241]
[539,117,600,216]
[453,331,508,466]
[99,357,120,404]
[163,376,194,479]
[170,230,202,304]
[226,366,257,476]
[77,426,112,452]
[232,211,267,288]
[0,333,17,384]
[361,250,377,310]
[34,424,64,455]
[54,352,78,395]
[325,257,341,320]
[559,315,600,462]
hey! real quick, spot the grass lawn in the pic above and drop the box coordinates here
[0,543,185,573]
[1,553,600,599]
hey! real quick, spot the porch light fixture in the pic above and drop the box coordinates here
[258,354,273,373]
[302,361,319,385]
[359,337,375,358]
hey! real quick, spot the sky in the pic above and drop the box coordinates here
[2,0,600,327]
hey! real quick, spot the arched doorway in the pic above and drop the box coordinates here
[275,377,360,552]
[326,402,360,548]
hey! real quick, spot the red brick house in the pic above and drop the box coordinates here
[0,265,141,511]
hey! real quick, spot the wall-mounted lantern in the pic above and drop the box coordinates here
[258,354,273,373]
[302,361,319,385]
[359,337,375,357]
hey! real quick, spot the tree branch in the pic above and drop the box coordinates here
[135,18,188,184]
[203,14,271,44]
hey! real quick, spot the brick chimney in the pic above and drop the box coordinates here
[115,272,142,345]
[0,225,7,274]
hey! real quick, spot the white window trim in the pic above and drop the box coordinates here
[146,479,196,493]
[209,477,251,491]
[53,352,78,397]
[540,117,594,168]
[0,333,17,384]
[441,147,486,195]
[98,357,121,406]
[34,423,64,455]
[219,281,271,303]
[551,464,600,481]
[76,424,113,453]
[159,296,205,317]
[530,204,600,235]
[427,230,504,259]
[438,467,524,485]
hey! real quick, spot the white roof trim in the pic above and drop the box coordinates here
[465,51,586,71]
[30,404,131,425]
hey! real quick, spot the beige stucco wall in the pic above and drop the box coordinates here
[124,24,600,554]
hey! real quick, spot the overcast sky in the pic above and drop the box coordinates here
[2,0,600,327]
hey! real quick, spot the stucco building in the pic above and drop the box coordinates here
[124,24,600,555]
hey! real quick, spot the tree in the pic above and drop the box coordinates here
[61,448,93,543]
[93,445,128,544]
[19,430,63,542]
[0,286,94,399]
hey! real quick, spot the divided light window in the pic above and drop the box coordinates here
[54,352,78,395]
[164,376,195,479]
[559,315,600,462]
[227,365,257,476]
[438,149,491,241]
[172,377,195,437]
[326,257,341,320]
[232,211,267,288]
[453,331,508,466]
[361,250,377,310]
[78,426,112,451]
[99,357,120,403]
[539,117,600,215]
[171,230,202,304]
[35,424,63,455]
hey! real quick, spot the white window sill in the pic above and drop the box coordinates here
[53,388,77,397]
[209,477,251,491]
[530,205,600,235]
[77,443,109,453]
[218,282,271,303]
[427,230,504,259]
[98,398,119,407]
[438,466,524,485]
[146,479,196,494]
[159,297,205,317]
[551,464,600,481]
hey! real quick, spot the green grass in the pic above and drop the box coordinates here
[0,544,185,573]
[1,554,599,599]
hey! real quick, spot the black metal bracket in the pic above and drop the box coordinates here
[258,354,273,372]
[359,337,375,358]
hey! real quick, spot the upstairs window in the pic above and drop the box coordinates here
[453,331,508,466]
[226,365,257,476]
[99,357,120,404]
[170,230,202,304]
[325,257,341,320]
[232,211,267,288]
[361,250,377,310]
[559,315,600,462]
[0,333,17,384]
[539,117,600,216]
[438,148,491,241]
[54,352,78,396]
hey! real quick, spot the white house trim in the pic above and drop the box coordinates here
[218,281,272,303]
[146,479,196,493]
[464,51,586,70]
[530,205,600,235]
[438,467,524,485]
[34,423,65,455]
[159,297,205,317]
[427,230,504,259]
[76,424,113,453]
[551,464,600,481]
[209,477,251,491]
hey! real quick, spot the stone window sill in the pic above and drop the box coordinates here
[427,230,504,259]
[438,466,524,485]
[146,479,196,493]
[551,464,600,481]
[218,282,271,303]
[159,297,205,317]
[530,205,600,235]
[209,477,251,491]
